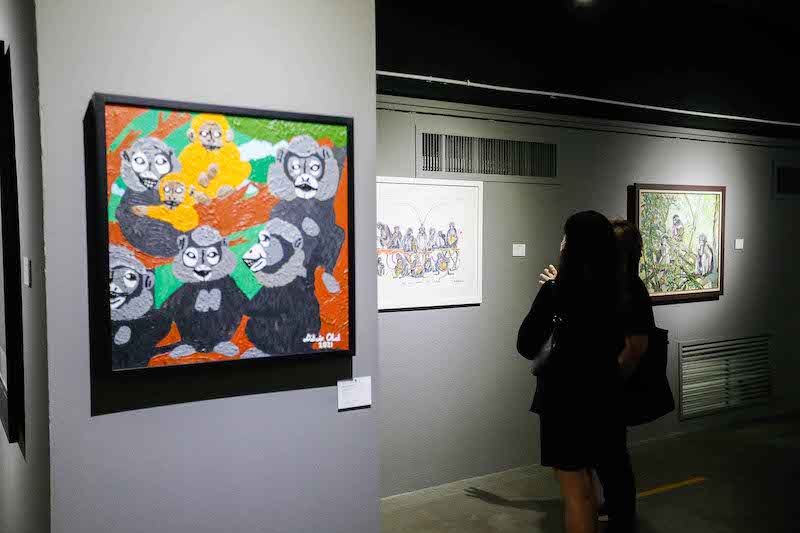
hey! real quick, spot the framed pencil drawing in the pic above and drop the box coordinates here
[85,93,355,414]
[628,183,725,305]
[377,177,483,311]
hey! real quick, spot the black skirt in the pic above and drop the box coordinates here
[538,413,625,471]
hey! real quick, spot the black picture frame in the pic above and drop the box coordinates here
[0,42,25,444]
[627,183,726,305]
[84,93,356,415]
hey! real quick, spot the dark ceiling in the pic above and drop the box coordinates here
[376,0,800,137]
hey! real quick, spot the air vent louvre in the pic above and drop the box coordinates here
[679,336,771,419]
[420,133,556,178]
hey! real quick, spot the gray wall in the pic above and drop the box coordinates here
[35,1,378,532]
[377,98,800,496]
[0,1,50,532]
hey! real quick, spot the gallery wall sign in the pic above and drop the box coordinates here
[0,42,24,443]
[628,183,725,304]
[85,94,355,414]
[377,177,483,311]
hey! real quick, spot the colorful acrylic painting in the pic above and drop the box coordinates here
[86,95,354,373]
[377,177,483,310]
[629,184,725,304]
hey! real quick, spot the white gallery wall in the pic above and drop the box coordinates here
[35,1,378,532]
[377,96,800,496]
[0,1,50,533]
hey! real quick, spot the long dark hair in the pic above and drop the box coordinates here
[556,211,619,316]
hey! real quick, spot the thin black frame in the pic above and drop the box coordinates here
[85,93,355,415]
[0,42,24,444]
[627,183,726,305]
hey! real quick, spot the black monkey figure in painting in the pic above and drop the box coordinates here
[268,135,345,295]
[240,218,320,358]
[116,137,185,257]
[109,245,171,370]
[161,226,246,358]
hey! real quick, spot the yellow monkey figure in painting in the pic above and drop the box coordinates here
[178,113,252,202]
[132,177,199,233]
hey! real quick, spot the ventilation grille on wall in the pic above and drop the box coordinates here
[680,336,771,419]
[420,133,557,178]
[774,165,800,197]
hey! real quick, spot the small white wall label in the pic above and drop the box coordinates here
[338,376,372,411]
[22,257,31,287]
[734,239,744,250]
[512,243,527,257]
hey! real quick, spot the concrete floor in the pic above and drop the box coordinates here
[382,416,800,532]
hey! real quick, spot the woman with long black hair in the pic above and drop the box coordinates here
[517,211,624,533]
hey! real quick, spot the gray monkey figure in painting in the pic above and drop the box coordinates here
[161,226,247,358]
[268,135,345,295]
[390,226,403,249]
[446,222,458,248]
[377,256,386,277]
[240,218,320,358]
[402,228,415,253]
[116,137,185,257]
[694,233,714,277]
[109,245,172,370]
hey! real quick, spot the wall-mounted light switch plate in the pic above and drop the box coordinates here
[22,257,31,287]
[512,243,527,257]
[734,239,744,250]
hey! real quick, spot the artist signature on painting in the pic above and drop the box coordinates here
[303,332,341,350]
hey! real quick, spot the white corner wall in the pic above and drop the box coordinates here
[35,1,378,532]
[0,1,51,532]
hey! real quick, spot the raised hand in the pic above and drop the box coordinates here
[538,264,558,285]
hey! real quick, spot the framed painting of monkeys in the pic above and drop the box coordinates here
[84,94,355,414]
[0,42,24,443]
[628,183,725,305]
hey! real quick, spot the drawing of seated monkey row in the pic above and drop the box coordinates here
[377,221,460,253]
[108,112,347,370]
[377,248,461,279]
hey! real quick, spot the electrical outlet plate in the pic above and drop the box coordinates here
[512,243,526,257]
[734,238,744,250]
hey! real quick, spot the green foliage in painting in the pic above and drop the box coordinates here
[639,190,721,295]
[229,116,348,147]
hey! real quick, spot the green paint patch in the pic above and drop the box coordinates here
[108,194,122,223]
[154,264,183,309]
[228,117,348,147]
[109,109,170,152]
[229,226,264,299]
[163,124,191,155]
[232,128,253,146]
[249,156,273,183]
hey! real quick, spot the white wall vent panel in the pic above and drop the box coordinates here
[679,335,771,420]
[418,132,557,180]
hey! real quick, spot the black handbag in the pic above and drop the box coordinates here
[529,285,564,377]
[623,327,675,426]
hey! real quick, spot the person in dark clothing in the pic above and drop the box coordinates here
[518,211,623,533]
[536,218,655,533]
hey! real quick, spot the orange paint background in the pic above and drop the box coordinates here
[104,104,351,367]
